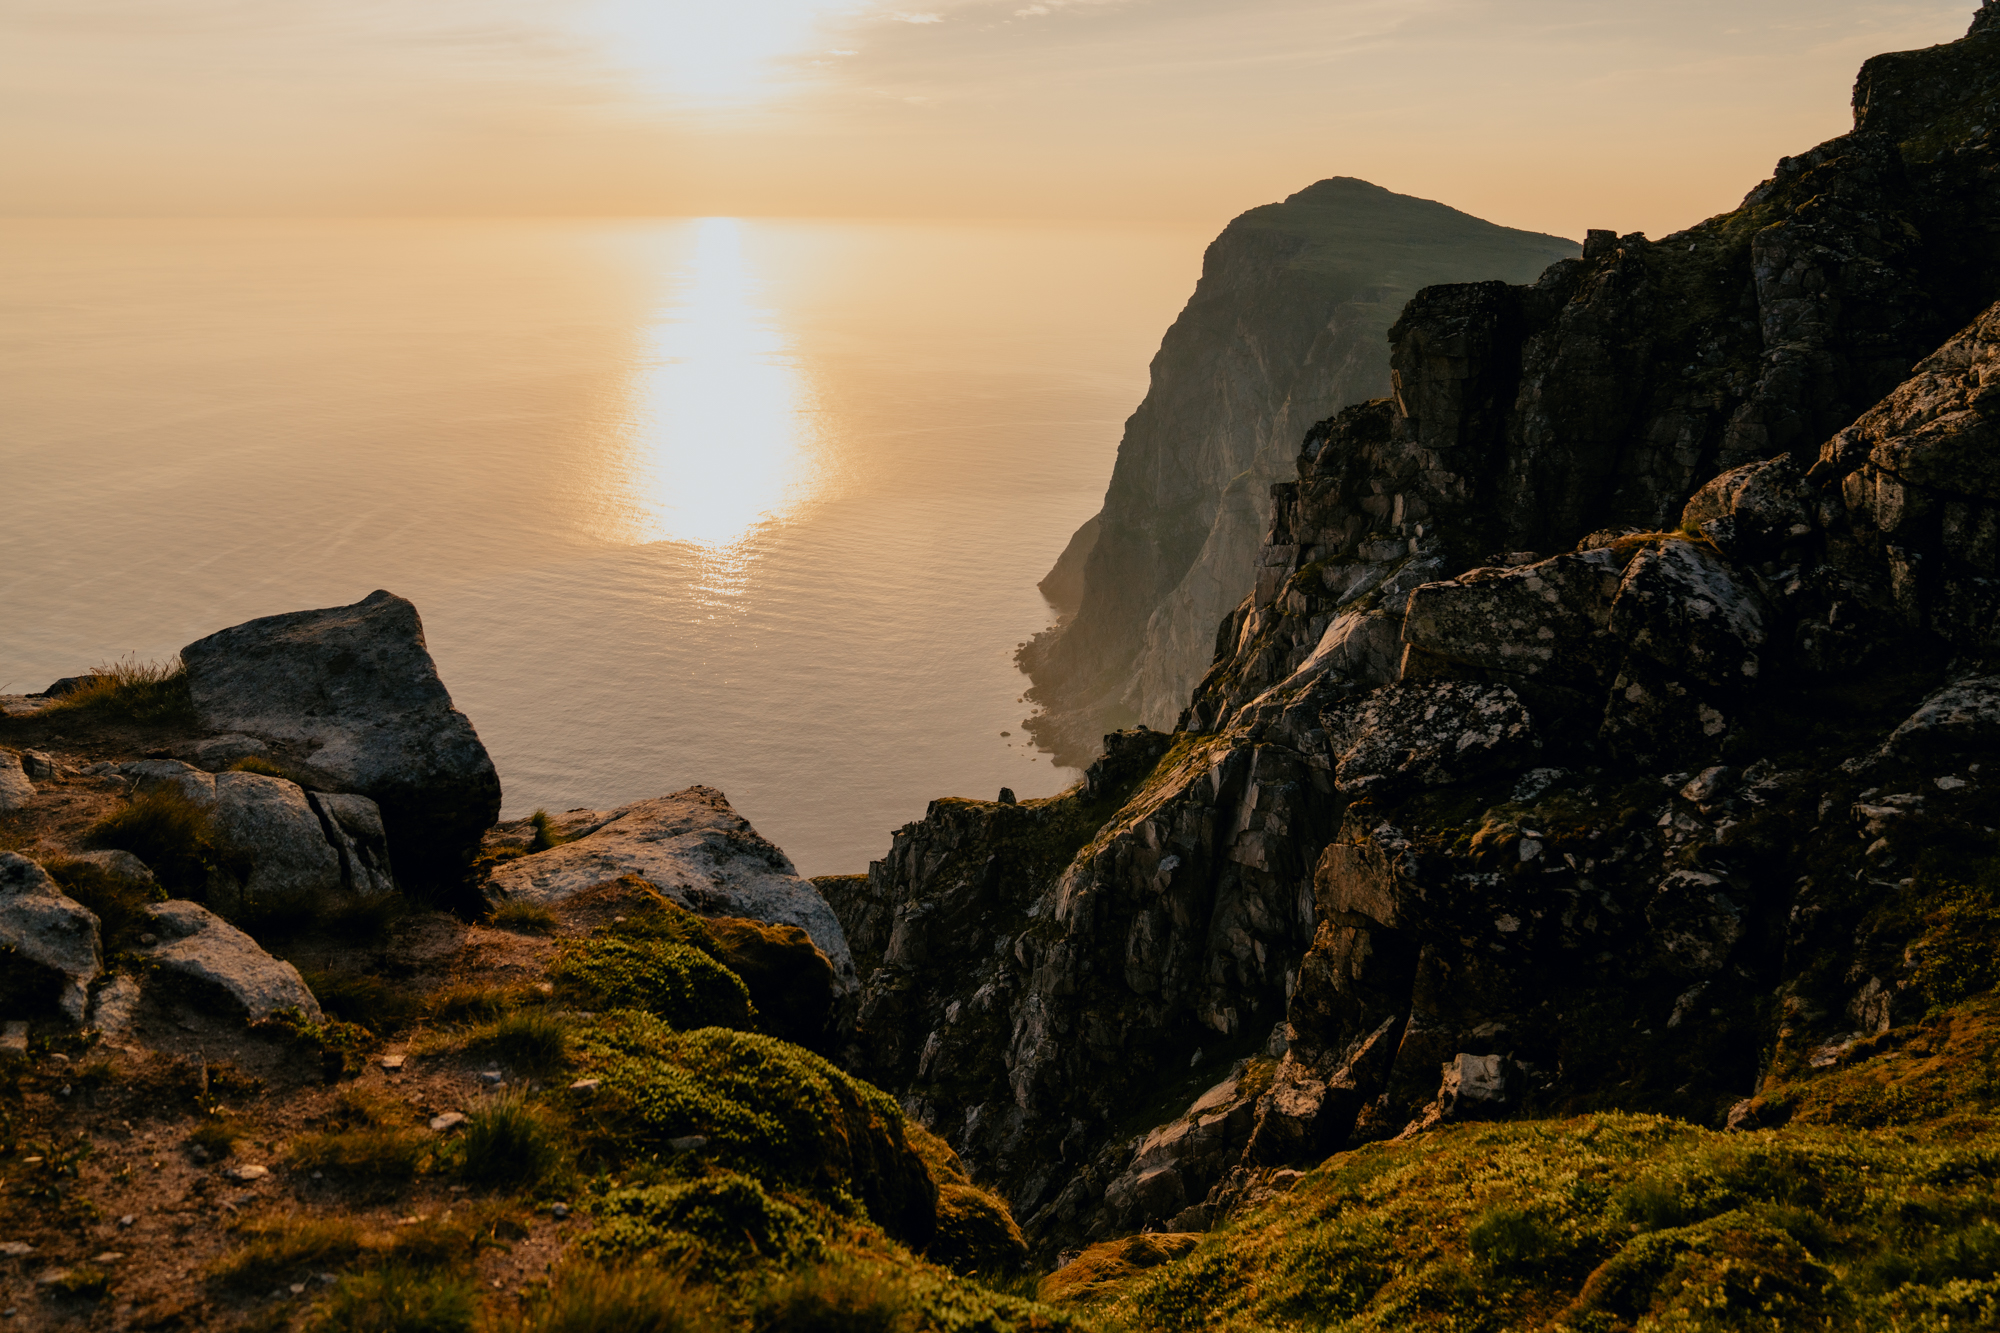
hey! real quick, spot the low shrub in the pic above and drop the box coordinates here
[553,936,753,1032]
[188,1116,239,1159]
[312,1264,476,1333]
[583,1172,823,1275]
[86,789,222,896]
[459,1093,561,1189]
[43,657,195,725]
[491,900,559,934]
[502,1265,713,1333]
[572,1015,935,1246]
[749,1263,918,1333]
[1468,1203,1569,1274]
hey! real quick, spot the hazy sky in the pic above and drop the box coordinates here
[2,0,1975,237]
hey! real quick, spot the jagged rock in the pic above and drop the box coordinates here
[1242,1012,1401,1169]
[1645,870,1748,977]
[314,793,397,899]
[1096,1060,1266,1236]
[20,751,57,782]
[179,590,501,883]
[1398,1052,1521,1137]
[485,787,857,989]
[138,900,322,1022]
[1607,538,1770,689]
[1401,550,1624,688]
[1681,456,1818,561]
[1327,681,1539,797]
[0,853,100,1024]
[190,734,270,771]
[60,851,156,887]
[87,975,142,1038]
[0,751,33,814]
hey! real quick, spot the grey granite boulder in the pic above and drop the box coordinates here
[179,590,500,884]
[1401,549,1625,688]
[1608,538,1770,690]
[1326,681,1539,798]
[60,850,157,887]
[0,750,33,814]
[138,900,322,1022]
[1880,674,2000,762]
[0,853,101,1024]
[486,786,856,990]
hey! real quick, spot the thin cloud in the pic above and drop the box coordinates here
[891,11,944,21]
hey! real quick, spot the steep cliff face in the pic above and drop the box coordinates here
[1019,181,1577,764]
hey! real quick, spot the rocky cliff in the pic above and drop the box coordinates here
[1019,179,1578,764]
[833,3,2000,1263]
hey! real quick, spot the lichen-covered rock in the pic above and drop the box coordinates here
[179,589,500,884]
[1607,539,1770,690]
[485,787,856,991]
[1328,681,1539,798]
[1878,674,2000,761]
[1401,551,1624,688]
[0,853,100,1023]
[1681,456,1818,561]
[139,900,323,1022]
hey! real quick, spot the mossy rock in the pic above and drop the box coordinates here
[906,1124,1027,1275]
[553,936,754,1031]
[582,1171,823,1275]
[573,1013,937,1248]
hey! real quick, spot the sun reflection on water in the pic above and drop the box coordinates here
[617,218,822,562]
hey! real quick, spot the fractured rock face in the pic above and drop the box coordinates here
[0,853,100,1024]
[139,900,322,1023]
[1608,539,1770,690]
[1327,681,1539,798]
[1878,674,2000,762]
[485,786,856,990]
[1401,550,1624,689]
[0,750,33,814]
[179,589,501,883]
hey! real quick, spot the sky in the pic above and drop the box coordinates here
[0,0,1977,238]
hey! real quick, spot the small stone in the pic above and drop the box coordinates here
[311,1171,324,1180]
[428,1113,466,1132]
[289,1283,306,1295]
[35,1270,73,1287]
[534,982,554,996]
[0,1243,33,1258]
[137,933,158,946]
[1938,775,1970,790]
[550,1203,570,1220]
[227,1165,268,1181]
[480,1070,504,1084]
[317,1273,338,1285]
[190,1145,210,1163]
[612,916,627,924]
[0,1023,24,1059]
[568,1079,602,1095]
[118,1215,135,1228]
[91,1252,124,1264]
[379,1054,405,1072]
[666,1135,708,1152]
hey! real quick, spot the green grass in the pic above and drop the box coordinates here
[500,1265,711,1333]
[583,1171,824,1275]
[312,1264,476,1333]
[41,656,196,725]
[428,982,538,1026]
[528,809,566,853]
[552,935,754,1032]
[287,1125,431,1188]
[459,1093,561,1189]
[303,970,424,1036]
[471,1009,572,1080]
[86,787,224,897]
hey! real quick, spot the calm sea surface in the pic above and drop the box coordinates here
[0,217,1208,874]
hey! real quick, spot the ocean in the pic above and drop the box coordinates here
[0,216,1210,874]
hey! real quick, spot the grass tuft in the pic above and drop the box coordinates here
[459,1093,561,1189]
[527,809,566,853]
[86,788,223,897]
[750,1263,918,1333]
[303,970,423,1036]
[429,982,538,1026]
[43,856,165,954]
[491,900,560,935]
[312,1264,476,1333]
[43,656,196,724]
[471,1009,571,1080]
[502,1265,710,1333]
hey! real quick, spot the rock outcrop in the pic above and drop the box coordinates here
[136,900,323,1023]
[1019,180,1579,763]
[826,5,2000,1260]
[180,589,500,884]
[0,749,33,814]
[0,852,100,1024]
[485,787,859,992]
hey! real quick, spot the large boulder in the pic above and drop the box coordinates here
[1879,674,2000,762]
[486,786,857,992]
[1325,680,1540,798]
[0,853,101,1023]
[179,590,499,884]
[1607,538,1771,690]
[139,900,323,1022]
[1400,549,1625,688]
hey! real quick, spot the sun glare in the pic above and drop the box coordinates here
[619,218,824,553]
[590,0,859,104]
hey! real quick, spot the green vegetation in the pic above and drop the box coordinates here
[41,656,196,725]
[313,1264,477,1333]
[553,935,754,1032]
[583,1171,823,1275]
[85,787,224,896]
[42,855,165,953]
[907,1125,1028,1276]
[304,969,424,1035]
[571,1013,936,1245]
[428,981,539,1026]
[287,1088,432,1193]
[471,1009,572,1080]
[44,1265,112,1301]
[492,899,560,934]
[528,809,567,852]
[499,1266,709,1333]
[459,1093,561,1189]
[1043,1003,2000,1333]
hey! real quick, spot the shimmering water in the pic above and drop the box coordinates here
[0,217,1207,873]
